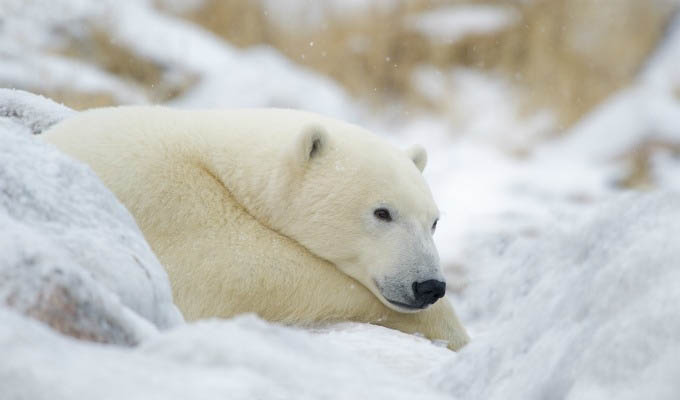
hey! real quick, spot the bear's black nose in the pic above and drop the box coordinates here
[412,280,446,306]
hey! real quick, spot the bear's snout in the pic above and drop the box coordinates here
[412,280,446,307]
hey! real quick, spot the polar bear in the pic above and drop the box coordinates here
[43,107,469,350]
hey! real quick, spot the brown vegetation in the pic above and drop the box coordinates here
[182,0,678,127]
[56,24,198,105]
[615,139,680,189]
[33,88,119,110]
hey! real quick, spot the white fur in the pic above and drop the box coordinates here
[43,106,469,350]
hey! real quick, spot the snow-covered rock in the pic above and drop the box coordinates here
[0,88,74,135]
[0,96,182,345]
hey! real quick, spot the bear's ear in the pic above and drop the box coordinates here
[294,125,327,165]
[406,144,427,172]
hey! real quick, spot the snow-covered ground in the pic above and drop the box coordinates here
[1,1,680,398]
[444,192,680,399]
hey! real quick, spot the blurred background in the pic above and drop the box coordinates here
[2,0,680,291]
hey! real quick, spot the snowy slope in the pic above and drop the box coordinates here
[0,94,182,344]
[0,0,148,104]
[1,311,454,400]
[439,192,680,399]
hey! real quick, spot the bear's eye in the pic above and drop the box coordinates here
[374,208,392,222]
[432,219,438,232]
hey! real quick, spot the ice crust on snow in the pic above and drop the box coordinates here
[0,103,182,342]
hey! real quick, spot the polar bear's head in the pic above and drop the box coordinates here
[273,123,445,313]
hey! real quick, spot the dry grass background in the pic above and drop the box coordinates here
[55,24,198,107]
[182,0,678,127]
[18,0,677,131]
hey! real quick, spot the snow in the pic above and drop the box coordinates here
[437,192,680,400]
[1,1,680,399]
[155,0,205,14]
[651,149,680,190]
[1,311,454,400]
[0,98,182,341]
[405,4,521,43]
[259,0,401,30]
[0,88,74,134]
[0,217,159,346]
[420,139,609,268]
[0,0,148,104]
[0,52,149,105]
[411,67,555,149]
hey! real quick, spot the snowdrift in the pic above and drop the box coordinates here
[441,192,680,399]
